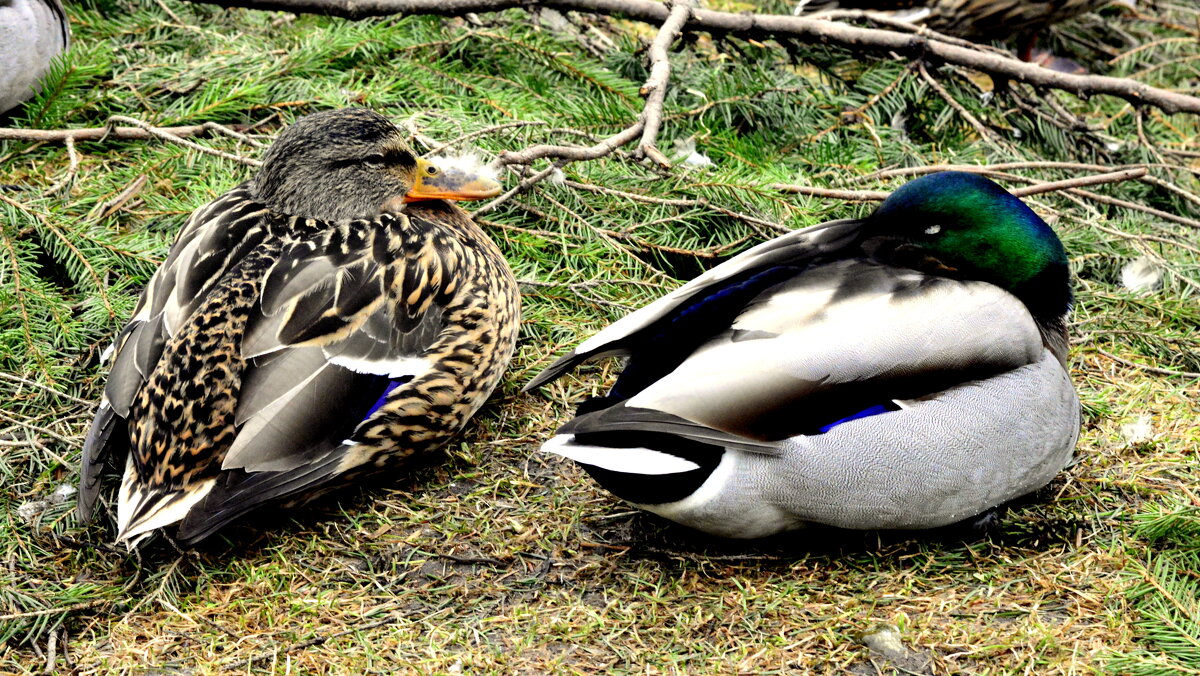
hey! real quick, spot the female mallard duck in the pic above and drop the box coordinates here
[77,108,520,546]
[795,0,1133,67]
[0,0,69,114]
[525,172,1078,538]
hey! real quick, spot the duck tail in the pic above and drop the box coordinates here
[541,434,702,475]
[116,456,215,547]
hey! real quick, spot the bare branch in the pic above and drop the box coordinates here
[181,0,1200,115]
[497,121,641,166]
[1009,168,1148,197]
[44,136,79,196]
[634,0,695,165]
[0,118,264,166]
[769,184,889,201]
[774,168,1150,203]
[0,121,253,143]
[103,116,262,166]
[474,164,563,215]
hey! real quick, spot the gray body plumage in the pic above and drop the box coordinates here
[529,172,1079,539]
[628,350,1077,538]
[0,0,69,114]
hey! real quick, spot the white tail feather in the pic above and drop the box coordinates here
[542,434,700,475]
[116,455,215,544]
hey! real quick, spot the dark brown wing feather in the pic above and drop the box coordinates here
[77,185,269,520]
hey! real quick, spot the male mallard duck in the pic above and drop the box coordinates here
[0,0,69,114]
[795,0,1134,68]
[526,172,1078,538]
[77,108,520,546]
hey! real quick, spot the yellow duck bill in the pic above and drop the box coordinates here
[406,157,503,202]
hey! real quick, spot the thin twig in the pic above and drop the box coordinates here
[0,122,254,143]
[103,116,262,166]
[1009,169,1148,197]
[44,137,78,196]
[202,120,269,148]
[1068,187,1200,230]
[1091,220,1200,256]
[846,161,1196,184]
[0,372,92,406]
[88,174,150,222]
[0,410,83,448]
[475,164,562,215]
[1096,350,1200,378]
[773,169,1149,203]
[770,184,889,201]
[917,61,1010,151]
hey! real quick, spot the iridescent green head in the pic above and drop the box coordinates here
[866,171,1071,321]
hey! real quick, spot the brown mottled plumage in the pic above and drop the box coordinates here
[77,109,519,546]
[797,0,1131,58]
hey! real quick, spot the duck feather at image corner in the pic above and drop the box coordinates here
[526,171,1080,539]
[77,108,520,547]
[794,0,1135,67]
[0,0,69,114]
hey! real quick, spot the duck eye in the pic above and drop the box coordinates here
[364,154,386,167]
[924,224,942,235]
[425,165,439,176]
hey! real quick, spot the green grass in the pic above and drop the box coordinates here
[1,0,1199,671]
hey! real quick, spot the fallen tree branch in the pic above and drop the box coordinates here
[769,185,888,201]
[182,0,1200,115]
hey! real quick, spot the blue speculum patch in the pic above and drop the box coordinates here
[363,376,411,420]
[816,403,895,433]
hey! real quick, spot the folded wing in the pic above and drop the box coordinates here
[625,260,1043,440]
[525,219,865,390]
